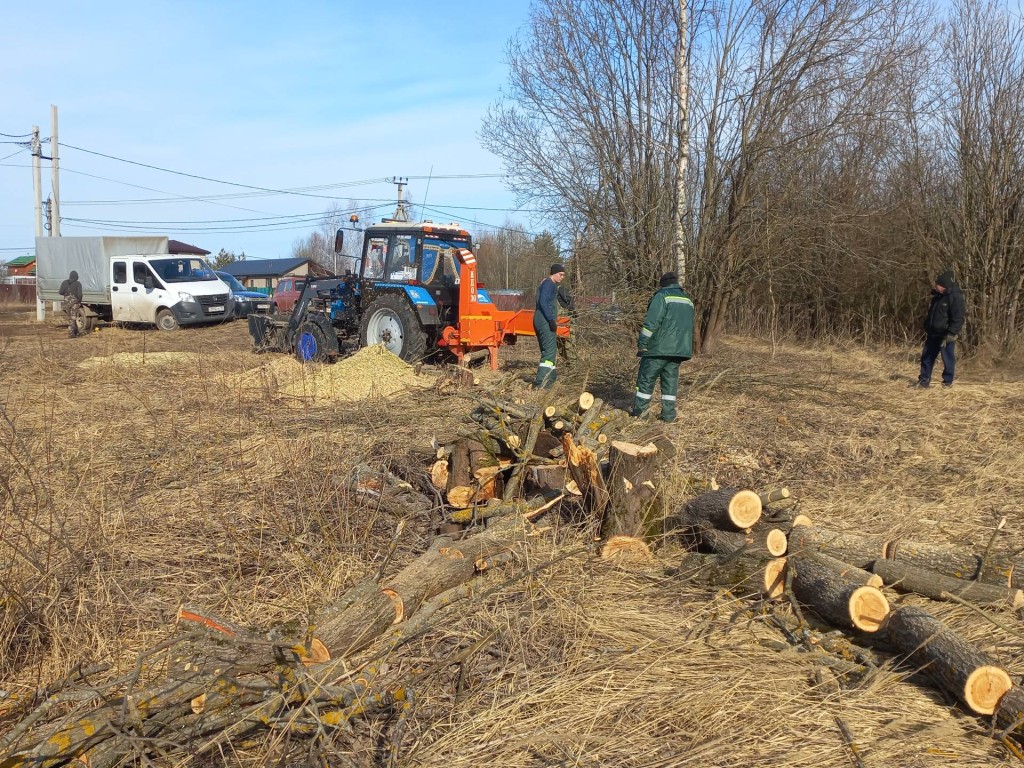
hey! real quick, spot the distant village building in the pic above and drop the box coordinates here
[2,254,36,281]
[218,258,329,293]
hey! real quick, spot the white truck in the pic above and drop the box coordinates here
[36,236,235,332]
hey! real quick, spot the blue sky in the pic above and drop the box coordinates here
[0,0,535,259]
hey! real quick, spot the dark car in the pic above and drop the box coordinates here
[215,271,273,318]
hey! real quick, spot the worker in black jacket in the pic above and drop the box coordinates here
[633,272,695,422]
[916,270,965,388]
[58,270,84,338]
[532,263,569,388]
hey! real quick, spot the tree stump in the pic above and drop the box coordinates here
[676,488,762,531]
[601,440,666,541]
[790,552,890,632]
[882,605,1013,715]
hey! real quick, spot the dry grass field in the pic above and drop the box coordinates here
[1,303,1022,767]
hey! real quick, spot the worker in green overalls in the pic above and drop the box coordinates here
[633,272,694,422]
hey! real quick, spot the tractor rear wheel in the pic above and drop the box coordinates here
[359,294,428,362]
[295,322,329,363]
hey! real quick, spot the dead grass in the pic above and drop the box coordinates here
[0,312,1022,766]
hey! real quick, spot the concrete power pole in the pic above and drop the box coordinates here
[672,0,690,284]
[31,126,43,237]
[50,105,61,236]
[390,177,410,222]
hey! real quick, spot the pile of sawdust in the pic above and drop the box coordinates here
[77,351,200,369]
[244,345,429,403]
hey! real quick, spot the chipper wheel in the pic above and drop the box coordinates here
[295,322,330,363]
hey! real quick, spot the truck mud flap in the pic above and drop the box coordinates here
[248,313,286,352]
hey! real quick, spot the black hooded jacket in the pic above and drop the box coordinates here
[58,271,83,303]
[924,271,965,337]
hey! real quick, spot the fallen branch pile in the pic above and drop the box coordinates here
[1,391,1022,766]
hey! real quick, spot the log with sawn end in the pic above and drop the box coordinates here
[673,552,788,599]
[885,538,1018,588]
[676,487,762,531]
[994,685,1024,740]
[881,604,1013,716]
[787,525,887,570]
[789,552,890,633]
[870,559,1024,609]
[695,523,787,558]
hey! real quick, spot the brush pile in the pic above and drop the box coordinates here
[2,356,1024,768]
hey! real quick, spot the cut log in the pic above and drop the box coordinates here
[994,685,1024,738]
[790,553,890,632]
[759,487,791,506]
[871,560,1024,609]
[578,391,595,412]
[601,440,666,542]
[676,488,762,531]
[882,605,1013,715]
[884,538,1019,588]
[526,464,567,497]
[788,526,887,570]
[696,524,787,558]
[674,553,787,599]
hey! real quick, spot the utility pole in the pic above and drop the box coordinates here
[672,0,689,284]
[389,177,410,222]
[50,105,61,236]
[31,126,43,237]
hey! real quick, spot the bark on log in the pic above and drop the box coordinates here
[994,685,1024,738]
[602,440,665,541]
[759,487,791,506]
[789,553,890,633]
[884,538,1020,588]
[788,526,887,570]
[677,488,762,531]
[871,560,1024,609]
[882,605,1013,715]
[526,464,566,497]
[696,524,787,558]
[674,553,787,599]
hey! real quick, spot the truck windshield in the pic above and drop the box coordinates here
[216,272,246,292]
[150,258,219,283]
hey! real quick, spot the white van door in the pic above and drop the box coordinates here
[110,260,136,322]
[127,259,164,322]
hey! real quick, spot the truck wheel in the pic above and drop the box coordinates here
[295,322,329,363]
[359,294,428,362]
[156,308,179,331]
[74,308,96,335]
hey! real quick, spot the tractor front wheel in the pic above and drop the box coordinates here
[359,295,428,363]
[295,322,329,363]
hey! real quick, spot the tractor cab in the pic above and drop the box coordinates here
[351,221,473,335]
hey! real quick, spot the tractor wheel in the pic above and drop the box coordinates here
[156,308,179,331]
[359,294,428,362]
[295,322,329,363]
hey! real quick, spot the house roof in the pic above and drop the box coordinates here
[4,255,35,267]
[219,258,310,279]
[168,240,211,256]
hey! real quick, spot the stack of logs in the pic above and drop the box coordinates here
[673,486,1024,737]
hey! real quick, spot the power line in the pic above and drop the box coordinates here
[0,148,28,162]
[0,131,34,138]
[62,143,408,200]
